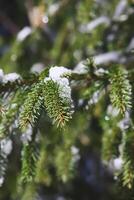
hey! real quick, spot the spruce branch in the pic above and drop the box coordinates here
[20,142,38,183]
[0,150,8,186]
[54,146,75,182]
[0,89,28,139]
[109,67,132,115]
[0,74,38,93]
[21,183,38,200]
[35,145,52,186]
[102,127,122,162]
[19,81,44,130]
[122,131,134,189]
[43,79,73,128]
[0,138,12,187]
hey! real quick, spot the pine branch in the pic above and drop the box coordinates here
[122,131,134,189]
[102,127,122,162]
[0,138,12,187]
[19,81,43,130]
[0,150,8,186]
[43,79,73,128]
[54,145,75,182]
[0,89,28,139]
[35,145,51,186]
[21,183,38,200]
[109,67,132,115]
[20,142,38,183]
[0,74,38,93]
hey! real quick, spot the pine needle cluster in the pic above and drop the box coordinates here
[109,68,132,115]
[43,79,73,128]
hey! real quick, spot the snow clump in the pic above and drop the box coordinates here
[44,66,72,102]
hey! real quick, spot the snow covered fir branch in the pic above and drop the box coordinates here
[0,60,134,191]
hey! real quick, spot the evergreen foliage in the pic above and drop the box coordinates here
[0,89,28,138]
[122,131,134,189]
[43,79,73,128]
[35,144,52,186]
[109,67,132,115]
[0,0,134,199]
[20,142,38,183]
[19,82,43,131]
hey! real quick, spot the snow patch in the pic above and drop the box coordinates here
[0,177,4,187]
[17,27,32,41]
[113,157,123,170]
[48,3,60,16]
[3,73,20,83]
[88,91,100,105]
[107,105,119,117]
[44,66,72,102]
[95,68,108,76]
[79,16,110,33]
[71,146,80,162]
[94,51,121,65]
[0,69,4,82]
[109,157,123,172]
[21,124,32,144]
[31,63,44,73]
[0,138,12,155]
[74,61,88,74]
[71,146,79,155]
[113,0,127,19]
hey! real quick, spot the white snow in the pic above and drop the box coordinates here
[48,3,60,16]
[94,51,121,65]
[0,69,4,82]
[109,157,123,172]
[21,124,32,144]
[127,37,134,51]
[17,27,32,42]
[0,69,21,84]
[95,68,108,76]
[107,105,119,117]
[57,196,66,200]
[78,99,84,106]
[118,112,130,131]
[0,138,12,155]
[49,66,71,82]
[88,91,100,105]
[113,0,127,19]
[45,66,72,101]
[113,157,123,171]
[3,73,20,83]
[71,146,80,162]
[79,16,110,33]
[0,177,4,187]
[74,61,88,74]
[71,146,79,155]
[31,63,44,73]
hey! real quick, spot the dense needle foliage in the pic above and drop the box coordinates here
[0,0,134,200]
